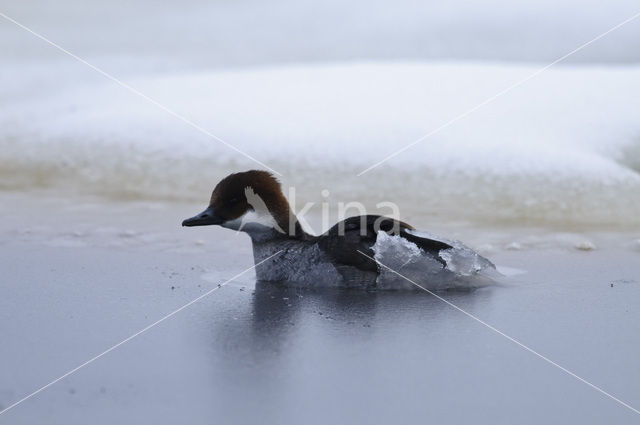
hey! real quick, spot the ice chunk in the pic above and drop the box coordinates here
[373,230,497,291]
[405,230,495,275]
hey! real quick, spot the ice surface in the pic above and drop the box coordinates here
[1,191,640,425]
[3,192,638,424]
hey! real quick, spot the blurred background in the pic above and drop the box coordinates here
[1,0,639,228]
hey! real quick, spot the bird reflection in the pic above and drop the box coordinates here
[250,281,380,347]
[206,280,491,368]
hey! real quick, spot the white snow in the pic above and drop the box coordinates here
[1,62,639,228]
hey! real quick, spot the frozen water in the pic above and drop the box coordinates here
[1,190,639,425]
[373,230,497,291]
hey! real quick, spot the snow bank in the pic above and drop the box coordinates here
[1,62,639,226]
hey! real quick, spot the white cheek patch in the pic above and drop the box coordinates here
[221,186,285,234]
[222,209,278,233]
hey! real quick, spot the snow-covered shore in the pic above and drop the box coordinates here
[2,63,639,226]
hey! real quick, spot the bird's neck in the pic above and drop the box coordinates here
[244,197,311,242]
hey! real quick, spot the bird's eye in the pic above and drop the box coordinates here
[228,197,241,205]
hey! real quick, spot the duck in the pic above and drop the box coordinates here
[182,170,496,289]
